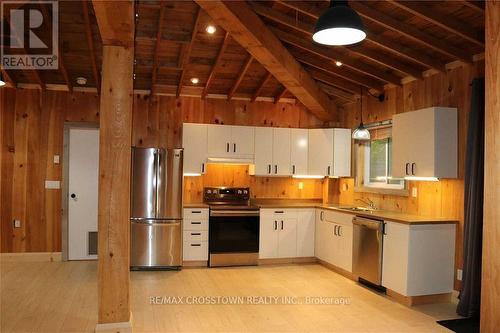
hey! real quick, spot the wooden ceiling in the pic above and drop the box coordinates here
[1,0,485,107]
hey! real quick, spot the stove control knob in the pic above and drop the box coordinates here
[243,190,248,194]
[237,190,242,194]
[206,189,211,194]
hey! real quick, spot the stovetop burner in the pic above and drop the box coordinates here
[203,187,257,210]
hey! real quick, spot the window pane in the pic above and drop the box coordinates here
[369,139,388,183]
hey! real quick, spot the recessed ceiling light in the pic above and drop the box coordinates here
[335,60,342,67]
[190,77,199,84]
[135,13,139,19]
[76,77,87,85]
[206,25,216,34]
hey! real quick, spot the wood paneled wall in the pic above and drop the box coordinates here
[1,88,99,253]
[330,61,484,290]
[1,91,325,253]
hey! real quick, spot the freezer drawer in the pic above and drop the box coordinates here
[131,220,182,268]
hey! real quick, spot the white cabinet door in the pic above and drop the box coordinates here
[182,123,207,175]
[315,210,325,260]
[391,114,412,178]
[297,209,315,257]
[333,128,351,177]
[308,129,333,176]
[254,127,273,175]
[337,222,353,272]
[272,128,291,176]
[259,210,279,259]
[382,221,410,295]
[277,218,297,258]
[324,222,337,265]
[207,124,232,157]
[290,129,308,176]
[232,125,255,158]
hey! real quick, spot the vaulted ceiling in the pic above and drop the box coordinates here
[1,1,485,109]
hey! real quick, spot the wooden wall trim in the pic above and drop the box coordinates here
[481,2,500,332]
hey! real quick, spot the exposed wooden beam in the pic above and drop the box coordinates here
[227,55,253,101]
[272,28,401,86]
[303,66,362,95]
[461,0,485,14]
[177,7,202,97]
[1,68,15,86]
[38,3,72,93]
[277,0,445,72]
[151,2,167,93]
[349,1,473,62]
[317,82,356,102]
[251,2,416,80]
[202,32,230,99]
[82,1,100,93]
[390,1,484,47]
[288,48,384,92]
[92,0,135,47]
[195,0,335,120]
[274,86,287,103]
[251,72,272,102]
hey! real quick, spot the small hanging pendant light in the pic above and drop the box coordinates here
[352,87,370,140]
[313,0,366,46]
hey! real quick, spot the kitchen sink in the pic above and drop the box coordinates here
[337,206,376,212]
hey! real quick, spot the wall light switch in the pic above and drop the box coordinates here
[13,220,21,228]
[45,180,61,189]
[53,155,60,164]
[298,182,304,190]
[411,187,418,197]
[457,269,463,281]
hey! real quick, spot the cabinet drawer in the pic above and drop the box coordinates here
[323,210,353,225]
[183,230,208,242]
[183,208,209,220]
[261,208,297,219]
[184,219,208,231]
[183,241,208,261]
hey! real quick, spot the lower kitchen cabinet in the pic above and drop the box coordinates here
[315,209,353,272]
[259,208,315,259]
[183,208,209,261]
[382,221,456,296]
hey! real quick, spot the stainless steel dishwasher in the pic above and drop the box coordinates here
[352,216,384,287]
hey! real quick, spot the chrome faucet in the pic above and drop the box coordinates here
[355,198,377,210]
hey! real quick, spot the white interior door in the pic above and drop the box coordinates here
[68,128,99,260]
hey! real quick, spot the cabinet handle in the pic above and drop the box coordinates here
[292,165,295,174]
[327,166,331,175]
[191,211,202,214]
[191,221,201,225]
[201,163,205,173]
[320,211,324,221]
[226,143,229,152]
[191,232,201,236]
[274,210,284,214]
[334,225,338,236]
[274,221,277,230]
[281,220,284,230]
[268,164,271,174]
[405,163,409,175]
[275,165,278,174]
[191,243,201,247]
[411,163,416,175]
[233,143,236,152]
[338,226,342,237]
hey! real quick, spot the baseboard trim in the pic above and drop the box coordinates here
[0,252,62,262]
[258,257,317,265]
[95,313,133,333]
[182,260,208,268]
[317,259,357,281]
[386,289,452,306]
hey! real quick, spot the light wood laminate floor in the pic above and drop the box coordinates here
[1,260,459,332]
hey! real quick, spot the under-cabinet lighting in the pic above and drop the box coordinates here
[292,175,325,179]
[184,173,202,177]
[404,176,439,182]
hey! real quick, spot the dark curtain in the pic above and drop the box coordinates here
[457,78,485,318]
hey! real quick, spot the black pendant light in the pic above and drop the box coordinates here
[352,87,370,140]
[313,0,366,46]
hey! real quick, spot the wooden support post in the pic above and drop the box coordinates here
[92,1,135,332]
[481,2,500,332]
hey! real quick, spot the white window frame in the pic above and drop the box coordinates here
[363,138,405,190]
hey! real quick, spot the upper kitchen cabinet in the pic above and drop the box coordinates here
[308,129,351,177]
[182,123,208,175]
[254,127,291,176]
[207,124,255,160]
[392,107,457,180]
[290,129,309,176]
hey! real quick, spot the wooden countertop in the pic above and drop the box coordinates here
[183,200,457,224]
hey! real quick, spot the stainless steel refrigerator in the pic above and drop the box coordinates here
[130,147,183,269]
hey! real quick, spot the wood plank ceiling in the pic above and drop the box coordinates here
[2,0,485,107]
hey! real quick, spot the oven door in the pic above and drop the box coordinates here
[209,210,260,254]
